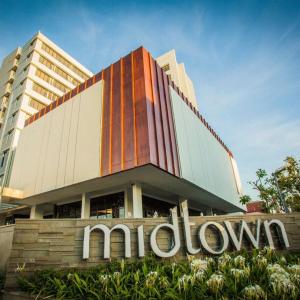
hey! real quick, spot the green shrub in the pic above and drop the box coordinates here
[17,248,300,300]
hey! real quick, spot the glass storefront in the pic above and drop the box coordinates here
[90,192,124,219]
[142,195,174,218]
[55,201,81,218]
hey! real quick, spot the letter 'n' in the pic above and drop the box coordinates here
[263,219,290,249]
[83,224,131,259]
[224,220,261,251]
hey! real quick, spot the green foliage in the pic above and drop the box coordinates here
[241,156,300,213]
[17,250,300,300]
[239,195,251,205]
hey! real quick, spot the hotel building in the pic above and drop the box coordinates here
[0,45,243,224]
[0,32,93,190]
[0,35,243,224]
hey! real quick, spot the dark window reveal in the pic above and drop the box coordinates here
[90,192,124,219]
[56,201,81,218]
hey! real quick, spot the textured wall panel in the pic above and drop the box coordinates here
[5,213,300,287]
[99,47,180,178]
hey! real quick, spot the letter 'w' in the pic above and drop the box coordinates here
[224,220,261,251]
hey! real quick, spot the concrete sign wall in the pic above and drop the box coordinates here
[4,212,300,288]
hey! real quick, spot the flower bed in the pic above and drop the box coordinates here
[17,248,300,299]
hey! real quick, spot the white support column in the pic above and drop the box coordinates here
[81,193,90,219]
[30,205,44,219]
[124,188,133,218]
[132,183,143,218]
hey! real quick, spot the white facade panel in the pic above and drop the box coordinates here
[74,83,103,183]
[9,81,103,197]
[56,100,73,188]
[169,87,243,210]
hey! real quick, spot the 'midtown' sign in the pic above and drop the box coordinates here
[83,201,290,259]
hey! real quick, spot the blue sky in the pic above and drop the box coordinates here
[0,0,299,198]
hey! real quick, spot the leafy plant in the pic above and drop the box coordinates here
[240,156,300,213]
[17,249,300,300]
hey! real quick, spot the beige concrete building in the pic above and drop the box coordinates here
[0,32,93,188]
[156,49,198,108]
[0,47,243,225]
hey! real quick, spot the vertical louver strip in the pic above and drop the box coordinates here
[132,48,150,166]
[101,66,112,176]
[111,60,122,173]
[122,53,135,170]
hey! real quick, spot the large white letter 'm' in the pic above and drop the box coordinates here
[150,207,180,258]
[83,224,131,259]
[224,220,261,251]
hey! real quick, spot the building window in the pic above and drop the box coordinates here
[35,69,69,93]
[41,43,90,80]
[162,64,170,72]
[39,55,80,86]
[142,195,173,218]
[0,150,8,168]
[32,82,59,102]
[90,192,124,219]
[29,97,46,111]
[55,201,81,218]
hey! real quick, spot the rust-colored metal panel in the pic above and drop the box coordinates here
[132,47,150,166]
[150,58,166,170]
[156,63,173,174]
[86,78,93,88]
[143,49,158,166]
[162,71,180,176]
[111,60,122,173]
[122,53,135,170]
[95,71,102,82]
[101,66,112,176]
[64,92,71,102]
[71,88,77,98]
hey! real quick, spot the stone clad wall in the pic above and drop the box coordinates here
[0,225,15,271]
[5,213,300,287]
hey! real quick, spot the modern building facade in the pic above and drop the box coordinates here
[0,32,93,188]
[156,50,198,108]
[0,46,243,224]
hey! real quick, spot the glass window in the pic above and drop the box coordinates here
[90,192,124,219]
[55,201,81,218]
[142,195,174,218]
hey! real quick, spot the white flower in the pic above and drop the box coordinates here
[218,253,231,270]
[234,255,245,268]
[266,263,289,277]
[270,273,296,297]
[205,257,215,266]
[15,262,26,273]
[193,270,206,281]
[260,246,274,258]
[243,284,265,300]
[230,267,250,281]
[145,271,158,287]
[98,274,109,285]
[159,276,169,288]
[207,274,224,293]
[113,271,121,278]
[190,259,208,272]
[178,274,193,291]
[288,264,300,275]
[280,256,287,265]
[252,255,268,269]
